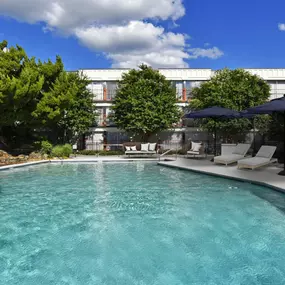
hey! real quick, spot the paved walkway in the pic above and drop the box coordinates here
[158,157,285,192]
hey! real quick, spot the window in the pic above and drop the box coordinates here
[185,81,203,99]
[170,81,183,100]
[93,82,104,100]
[268,80,285,99]
[96,108,104,126]
[106,82,118,100]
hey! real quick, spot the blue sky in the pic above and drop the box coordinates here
[0,0,285,71]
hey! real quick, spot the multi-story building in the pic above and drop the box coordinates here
[79,68,285,150]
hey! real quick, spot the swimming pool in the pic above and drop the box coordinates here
[1,162,285,284]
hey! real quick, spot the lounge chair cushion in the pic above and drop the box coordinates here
[256,146,277,158]
[232,143,250,155]
[214,154,244,164]
[148,143,156,151]
[191,142,202,152]
[130,146,137,151]
[141,143,149,151]
[238,157,270,166]
[125,146,131,151]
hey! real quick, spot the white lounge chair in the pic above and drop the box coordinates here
[214,143,251,166]
[237,145,277,170]
[186,142,206,158]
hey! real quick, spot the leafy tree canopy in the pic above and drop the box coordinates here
[111,64,180,140]
[33,71,96,143]
[0,40,96,147]
[189,68,271,138]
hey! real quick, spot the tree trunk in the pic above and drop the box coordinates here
[142,132,152,142]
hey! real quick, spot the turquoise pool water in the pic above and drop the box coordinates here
[1,163,285,284]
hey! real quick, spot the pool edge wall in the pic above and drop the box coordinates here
[0,159,284,195]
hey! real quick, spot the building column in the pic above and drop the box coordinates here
[103,82,107,101]
[102,108,107,126]
[182,81,187,102]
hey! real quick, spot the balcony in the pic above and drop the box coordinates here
[93,88,117,102]
[106,89,117,101]
[93,86,194,102]
[96,115,116,127]
[176,88,190,102]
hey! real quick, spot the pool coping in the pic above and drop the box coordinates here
[1,158,285,194]
[0,160,51,170]
[0,158,159,171]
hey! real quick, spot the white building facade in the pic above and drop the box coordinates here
[79,68,285,150]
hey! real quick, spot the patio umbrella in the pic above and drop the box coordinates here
[184,106,240,156]
[244,95,285,175]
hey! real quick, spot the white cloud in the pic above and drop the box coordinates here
[76,21,166,53]
[188,47,224,59]
[0,0,223,67]
[0,0,185,31]
[278,23,285,31]
[110,48,190,68]
[76,21,190,67]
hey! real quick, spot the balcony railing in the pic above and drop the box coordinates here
[93,88,117,101]
[186,88,194,100]
[93,87,196,102]
[96,115,116,127]
[93,90,104,101]
[270,91,285,99]
[91,83,284,102]
[176,88,191,102]
[106,89,117,101]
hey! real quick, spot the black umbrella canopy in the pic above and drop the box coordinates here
[245,96,285,114]
[237,111,257,119]
[244,95,285,176]
[184,106,240,156]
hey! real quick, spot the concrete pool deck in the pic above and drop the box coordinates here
[158,157,285,192]
[1,155,285,192]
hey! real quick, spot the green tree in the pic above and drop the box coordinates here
[33,71,96,143]
[0,45,44,144]
[57,72,97,143]
[0,40,96,147]
[0,41,27,78]
[38,56,64,92]
[111,64,180,140]
[189,68,270,140]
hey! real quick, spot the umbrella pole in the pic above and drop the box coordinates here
[210,120,217,162]
[252,118,255,157]
[214,123,217,156]
[278,112,285,176]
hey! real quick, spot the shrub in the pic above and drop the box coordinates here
[62,144,73,157]
[51,146,63,158]
[51,144,72,158]
[77,150,124,156]
[77,150,98,155]
[40,140,53,155]
[98,150,124,156]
